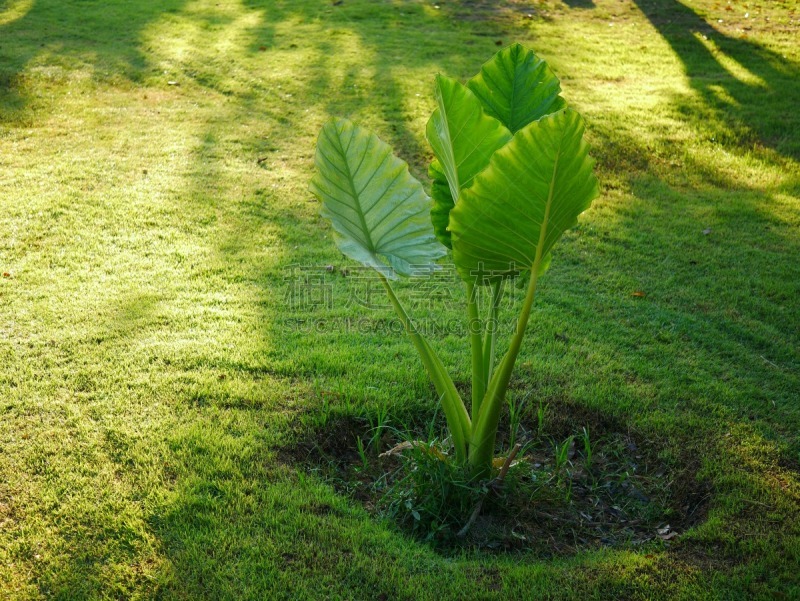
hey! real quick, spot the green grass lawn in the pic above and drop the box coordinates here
[1,0,798,598]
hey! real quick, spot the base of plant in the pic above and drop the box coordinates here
[283,400,710,554]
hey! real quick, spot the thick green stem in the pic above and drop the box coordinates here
[379,274,471,462]
[468,267,541,477]
[468,156,559,478]
[466,282,485,424]
[481,279,504,391]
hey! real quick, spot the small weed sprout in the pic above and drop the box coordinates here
[554,435,574,475]
[368,402,390,455]
[320,393,332,427]
[506,394,527,452]
[582,427,593,471]
[355,437,368,470]
[537,402,548,440]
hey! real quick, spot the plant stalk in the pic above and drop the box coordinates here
[466,282,485,423]
[481,279,504,391]
[468,154,559,478]
[379,273,471,462]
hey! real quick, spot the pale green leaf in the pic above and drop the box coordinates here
[310,118,445,278]
[467,43,566,134]
[449,109,599,282]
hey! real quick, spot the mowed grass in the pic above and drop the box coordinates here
[0,0,798,598]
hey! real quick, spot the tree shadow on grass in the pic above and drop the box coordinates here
[176,0,800,492]
[576,100,800,446]
[227,0,524,172]
[632,0,800,161]
[146,426,450,600]
[0,0,188,121]
[165,0,538,375]
[172,3,798,593]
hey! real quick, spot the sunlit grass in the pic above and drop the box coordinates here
[0,0,798,598]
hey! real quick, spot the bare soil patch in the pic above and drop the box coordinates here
[282,399,711,555]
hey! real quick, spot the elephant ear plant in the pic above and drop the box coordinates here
[310,44,599,480]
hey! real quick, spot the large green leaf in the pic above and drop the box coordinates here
[310,118,445,278]
[449,108,599,282]
[426,75,512,205]
[428,160,455,249]
[467,43,566,134]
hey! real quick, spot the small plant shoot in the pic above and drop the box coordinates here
[310,44,599,480]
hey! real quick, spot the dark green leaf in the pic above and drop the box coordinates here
[467,43,566,134]
[450,109,599,282]
[428,160,455,249]
[426,75,512,203]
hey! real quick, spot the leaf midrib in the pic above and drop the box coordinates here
[436,83,460,200]
[534,141,562,274]
[335,123,376,253]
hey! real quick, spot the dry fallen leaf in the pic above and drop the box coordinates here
[379,441,446,460]
[657,524,679,540]
[379,441,415,457]
[632,291,646,298]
